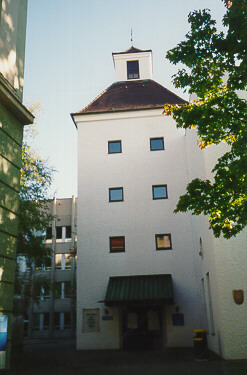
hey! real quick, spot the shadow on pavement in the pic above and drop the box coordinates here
[3,338,246,375]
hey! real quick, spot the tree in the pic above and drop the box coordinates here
[15,103,55,303]
[164,0,247,239]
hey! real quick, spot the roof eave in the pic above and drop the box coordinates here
[71,105,165,118]
[0,74,34,125]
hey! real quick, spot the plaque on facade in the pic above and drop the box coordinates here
[232,290,244,305]
[82,309,100,332]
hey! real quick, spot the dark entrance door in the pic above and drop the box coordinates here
[122,306,163,350]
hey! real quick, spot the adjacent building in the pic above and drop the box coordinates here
[21,197,77,339]
[186,126,247,359]
[0,0,33,369]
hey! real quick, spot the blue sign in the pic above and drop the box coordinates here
[172,313,184,326]
[102,316,113,321]
[0,315,8,351]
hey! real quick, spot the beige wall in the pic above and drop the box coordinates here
[0,0,28,100]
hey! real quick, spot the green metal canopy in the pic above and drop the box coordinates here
[103,274,173,306]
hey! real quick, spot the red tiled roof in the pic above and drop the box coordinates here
[112,46,152,55]
[72,79,187,116]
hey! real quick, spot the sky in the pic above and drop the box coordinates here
[23,0,227,199]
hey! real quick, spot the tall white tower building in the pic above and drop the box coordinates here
[72,46,205,351]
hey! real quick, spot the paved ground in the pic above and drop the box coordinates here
[4,338,247,375]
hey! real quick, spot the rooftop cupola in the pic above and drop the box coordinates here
[112,46,153,82]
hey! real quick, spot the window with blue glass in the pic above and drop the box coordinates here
[108,140,122,154]
[150,137,164,151]
[152,185,168,200]
[109,187,123,202]
[127,60,139,79]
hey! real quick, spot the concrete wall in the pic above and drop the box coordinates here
[29,197,77,340]
[76,108,202,350]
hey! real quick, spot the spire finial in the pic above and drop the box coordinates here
[131,28,134,46]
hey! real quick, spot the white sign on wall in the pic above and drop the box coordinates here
[82,309,100,333]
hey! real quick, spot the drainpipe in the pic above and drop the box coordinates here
[49,198,56,338]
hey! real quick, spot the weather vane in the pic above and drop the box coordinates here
[131,28,134,46]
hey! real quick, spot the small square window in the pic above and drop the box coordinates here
[109,187,123,202]
[110,236,125,252]
[127,60,139,79]
[155,234,172,250]
[108,141,122,154]
[152,185,168,199]
[150,137,164,151]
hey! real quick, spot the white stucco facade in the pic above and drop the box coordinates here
[185,125,247,360]
[74,47,247,358]
[75,108,204,350]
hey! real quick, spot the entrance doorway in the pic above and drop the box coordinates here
[122,306,163,350]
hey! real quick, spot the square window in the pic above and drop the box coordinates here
[108,140,122,154]
[110,236,125,252]
[152,185,168,199]
[150,137,164,151]
[127,60,139,79]
[109,187,123,202]
[155,234,172,250]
